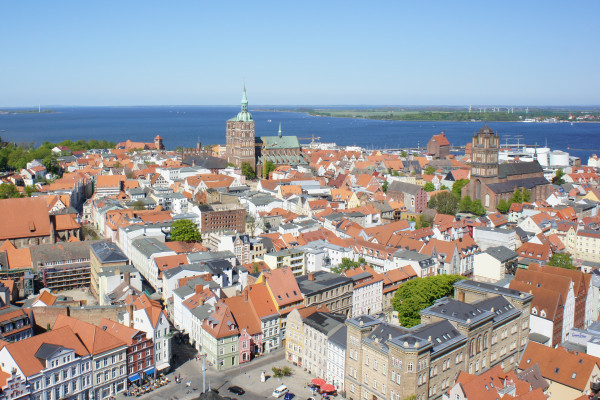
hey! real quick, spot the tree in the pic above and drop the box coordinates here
[382,181,389,193]
[469,199,486,216]
[510,188,523,204]
[170,219,202,242]
[263,161,276,178]
[400,151,407,158]
[0,183,22,199]
[132,200,146,211]
[331,257,365,274]
[24,185,38,197]
[522,188,531,203]
[452,179,469,198]
[423,182,435,192]
[424,166,436,175]
[226,162,236,168]
[391,275,466,328]
[497,199,510,213]
[241,162,256,179]
[428,191,459,215]
[416,214,432,229]
[548,253,576,270]
[552,169,565,185]
[458,195,472,213]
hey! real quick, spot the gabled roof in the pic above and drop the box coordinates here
[519,342,600,391]
[53,315,126,355]
[4,326,89,377]
[0,197,51,240]
[260,267,303,308]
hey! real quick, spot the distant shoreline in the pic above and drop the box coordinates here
[0,109,56,115]
[252,108,600,124]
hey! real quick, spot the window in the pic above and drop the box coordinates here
[407,363,413,372]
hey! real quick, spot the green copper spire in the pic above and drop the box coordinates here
[241,83,248,112]
[278,122,282,138]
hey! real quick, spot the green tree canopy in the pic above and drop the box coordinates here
[263,161,277,178]
[0,183,23,199]
[552,169,565,185]
[452,179,470,197]
[423,182,435,192]
[458,195,472,213]
[131,200,146,211]
[428,191,459,215]
[497,199,510,214]
[382,181,389,193]
[510,188,523,204]
[241,162,256,179]
[469,199,487,216]
[170,219,202,242]
[424,166,436,175]
[391,275,466,327]
[548,253,576,270]
[331,257,366,274]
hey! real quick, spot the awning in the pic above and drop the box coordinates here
[321,384,336,392]
[144,367,155,376]
[312,378,326,386]
[128,374,141,382]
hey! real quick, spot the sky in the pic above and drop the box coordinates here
[1,1,599,106]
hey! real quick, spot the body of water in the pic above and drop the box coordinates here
[1,106,599,161]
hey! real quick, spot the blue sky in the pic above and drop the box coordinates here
[2,1,599,106]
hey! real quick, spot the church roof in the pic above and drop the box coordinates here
[498,161,543,179]
[256,135,301,150]
[486,176,550,194]
[259,153,308,166]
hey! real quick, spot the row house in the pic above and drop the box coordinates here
[566,227,600,263]
[510,268,575,343]
[343,266,384,318]
[297,271,354,317]
[53,315,128,399]
[350,240,396,272]
[530,264,593,329]
[201,302,239,370]
[130,237,175,291]
[0,326,94,400]
[302,311,346,380]
[121,294,171,372]
[256,267,304,345]
[99,318,155,383]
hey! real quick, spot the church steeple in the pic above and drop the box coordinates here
[241,84,248,112]
[278,123,282,138]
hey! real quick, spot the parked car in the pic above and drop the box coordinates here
[272,385,289,398]
[228,386,245,395]
[284,393,294,400]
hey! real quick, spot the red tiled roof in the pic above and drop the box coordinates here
[0,197,51,241]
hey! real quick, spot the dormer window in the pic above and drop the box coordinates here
[532,307,537,315]
[541,310,546,318]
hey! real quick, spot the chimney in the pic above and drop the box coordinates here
[195,284,204,295]
[308,272,315,281]
[244,288,249,302]
[128,304,134,328]
[124,272,130,287]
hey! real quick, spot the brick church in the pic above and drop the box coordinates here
[463,124,552,210]
[225,86,307,175]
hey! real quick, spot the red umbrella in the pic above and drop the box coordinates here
[321,384,336,392]
[311,378,326,386]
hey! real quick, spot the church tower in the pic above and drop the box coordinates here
[226,85,256,169]
[471,124,499,178]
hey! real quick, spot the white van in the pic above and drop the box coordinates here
[272,384,289,398]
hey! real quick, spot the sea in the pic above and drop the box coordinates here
[0,106,599,161]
